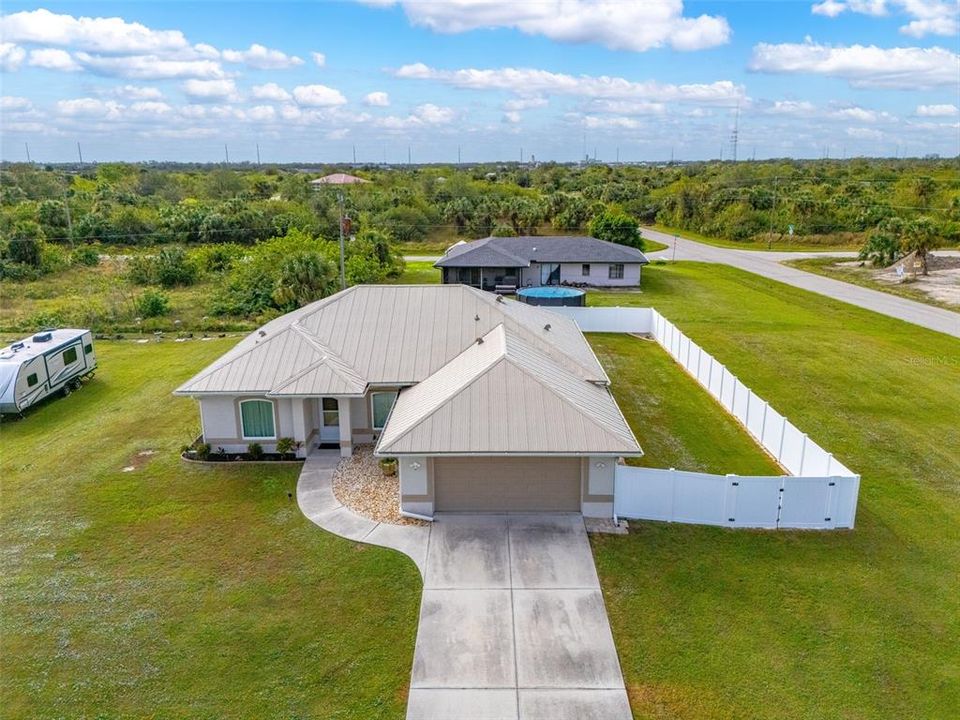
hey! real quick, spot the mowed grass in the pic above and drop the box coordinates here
[0,339,420,718]
[587,263,960,719]
[649,223,862,252]
[589,334,780,476]
[392,260,442,285]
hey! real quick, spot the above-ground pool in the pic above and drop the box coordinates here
[517,286,586,307]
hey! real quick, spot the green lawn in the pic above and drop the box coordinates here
[785,256,959,313]
[588,263,960,719]
[649,223,861,252]
[0,339,420,718]
[392,260,441,284]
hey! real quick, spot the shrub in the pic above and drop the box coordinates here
[491,223,517,237]
[275,437,295,458]
[154,245,197,287]
[192,442,211,460]
[589,211,644,250]
[136,289,170,318]
[127,254,157,285]
[72,246,101,267]
[379,457,398,476]
[39,243,71,274]
[247,442,264,460]
[191,243,243,273]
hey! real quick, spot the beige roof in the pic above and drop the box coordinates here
[310,173,370,185]
[175,285,607,398]
[376,325,641,456]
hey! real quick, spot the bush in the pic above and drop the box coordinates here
[154,246,197,287]
[39,243,71,274]
[491,223,517,237]
[275,437,295,458]
[190,243,243,273]
[136,289,170,318]
[71,246,101,267]
[247,442,264,460]
[192,442,211,460]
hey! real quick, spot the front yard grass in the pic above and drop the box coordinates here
[0,339,420,718]
[589,263,960,719]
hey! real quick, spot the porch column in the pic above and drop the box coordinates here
[291,398,307,452]
[337,398,352,457]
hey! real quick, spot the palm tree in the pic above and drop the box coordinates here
[902,217,940,276]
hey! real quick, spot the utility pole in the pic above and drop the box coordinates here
[77,142,83,164]
[256,143,261,165]
[457,145,461,165]
[352,144,356,164]
[670,146,674,164]
[337,191,346,290]
[730,103,740,162]
[63,184,73,248]
[768,176,778,250]
[616,146,619,164]
[224,144,229,163]
[24,142,31,163]
[407,146,411,165]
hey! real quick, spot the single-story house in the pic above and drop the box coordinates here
[174,285,641,519]
[310,173,370,187]
[435,235,649,291]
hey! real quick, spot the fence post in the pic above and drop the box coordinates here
[719,368,725,405]
[826,453,834,476]
[798,434,808,475]
[707,356,714,392]
[744,390,751,430]
[760,401,769,444]
[731,377,738,414]
[777,416,787,461]
[669,467,677,523]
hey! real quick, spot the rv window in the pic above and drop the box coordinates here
[27,373,38,387]
[63,347,78,365]
[84,343,93,354]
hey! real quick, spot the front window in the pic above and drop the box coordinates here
[63,347,78,364]
[371,391,398,430]
[240,399,276,439]
[608,263,624,280]
[582,264,591,277]
[84,343,93,354]
[27,373,38,387]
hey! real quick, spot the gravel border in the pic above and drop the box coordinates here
[332,445,427,526]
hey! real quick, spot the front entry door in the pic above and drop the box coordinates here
[320,398,340,441]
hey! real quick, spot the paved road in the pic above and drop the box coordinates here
[407,514,630,720]
[642,227,960,340]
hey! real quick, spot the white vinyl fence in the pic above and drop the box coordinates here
[549,306,861,529]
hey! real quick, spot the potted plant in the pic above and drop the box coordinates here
[379,457,398,477]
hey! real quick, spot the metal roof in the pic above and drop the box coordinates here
[310,173,370,185]
[0,329,89,364]
[376,324,641,456]
[174,285,608,398]
[435,235,649,268]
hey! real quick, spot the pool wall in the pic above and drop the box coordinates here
[517,289,586,307]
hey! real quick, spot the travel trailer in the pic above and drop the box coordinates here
[0,329,97,415]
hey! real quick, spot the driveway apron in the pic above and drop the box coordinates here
[406,514,630,720]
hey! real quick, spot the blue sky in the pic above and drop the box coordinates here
[1,1,958,162]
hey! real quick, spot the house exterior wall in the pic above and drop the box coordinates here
[518,262,640,287]
[581,456,616,519]
[199,395,298,455]
[399,456,433,517]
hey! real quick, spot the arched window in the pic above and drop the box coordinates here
[240,399,275,439]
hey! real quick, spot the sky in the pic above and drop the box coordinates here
[0,1,958,163]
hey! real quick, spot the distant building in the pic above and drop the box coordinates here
[310,173,370,188]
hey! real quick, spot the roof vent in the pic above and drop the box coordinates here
[32,332,52,342]
[476,337,484,345]
[544,323,551,331]
[258,330,267,337]
[11,342,25,351]
[475,314,480,321]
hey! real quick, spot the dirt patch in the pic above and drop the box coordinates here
[875,253,960,306]
[332,446,427,526]
[122,449,157,473]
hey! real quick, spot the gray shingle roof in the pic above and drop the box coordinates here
[435,235,649,268]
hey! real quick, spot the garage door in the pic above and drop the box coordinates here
[433,457,582,512]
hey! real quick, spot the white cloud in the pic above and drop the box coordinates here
[0,42,26,71]
[578,114,647,129]
[110,85,164,100]
[811,1,958,38]
[363,0,730,52]
[1,96,33,111]
[292,84,347,106]
[182,79,239,101]
[311,51,326,67]
[251,82,292,101]
[748,39,960,89]
[364,91,390,106]
[503,96,549,111]
[502,111,521,123]
[56,97,123,119]
[846,126,884,139]
[917,103,959,116]
[127,101,173,118]
[581,99,667,115]
[394,63,746,104]
[414,103,456,123]
[248,105,277,121]
[74,52,226,80]
[27,48,80,72]
[0,8,190,54]
[831,106,880,122]
[222,43,304,69]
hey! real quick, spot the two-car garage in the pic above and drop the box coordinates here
[432,457,582,513]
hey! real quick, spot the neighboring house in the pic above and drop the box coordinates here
[174,285,641,519]
[435,235,649,291]
[310,173,370,187]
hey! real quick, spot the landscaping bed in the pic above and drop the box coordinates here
[332,446,427,526]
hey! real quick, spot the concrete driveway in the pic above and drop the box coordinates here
[407,514,630,720]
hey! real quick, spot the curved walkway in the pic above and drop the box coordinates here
[296,452,429,575]
[642,226,960,339]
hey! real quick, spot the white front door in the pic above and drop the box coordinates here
[320,397,340,441]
